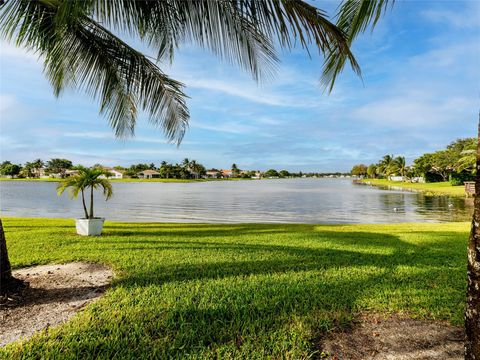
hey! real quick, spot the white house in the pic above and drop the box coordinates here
[100,167,124,179]
[138,169,161,179]
[205,170,220,178]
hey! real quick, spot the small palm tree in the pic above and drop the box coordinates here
[57,167,113,219]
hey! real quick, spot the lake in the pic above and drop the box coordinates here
[0,178,472,223]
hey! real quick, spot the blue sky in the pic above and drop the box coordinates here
[1,0,479,172]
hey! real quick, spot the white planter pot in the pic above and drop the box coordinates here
[75,218,105,236]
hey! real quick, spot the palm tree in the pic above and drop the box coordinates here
[0,0,360,294]
[393,156,407,177]
[57,167,113,220]
[377,155,395,178]
[231,163,240,177]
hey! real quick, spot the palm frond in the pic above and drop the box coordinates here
[321,0,394,92]
[92,0,359,82]
[1,0,189,143]
[0,0,365,142]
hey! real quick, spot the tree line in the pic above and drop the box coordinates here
[0,158,352,180]
[351,138,476,185]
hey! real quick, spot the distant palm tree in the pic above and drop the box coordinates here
[393,156,407,177]
[32,159,44,178]
[231,163,240,177]
[377,155,395,177]
[57,167,113,219]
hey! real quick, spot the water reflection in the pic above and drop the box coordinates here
[0,179,473,223]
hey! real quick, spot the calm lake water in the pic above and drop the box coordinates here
[0,178,472,223]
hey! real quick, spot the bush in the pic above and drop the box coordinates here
[424,172,445,183]
[449,171,474,186]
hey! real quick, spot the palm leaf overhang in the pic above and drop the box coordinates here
[322,0,394,92]
[0,0,361,143]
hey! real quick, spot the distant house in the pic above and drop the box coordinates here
[251,171,262,179]
[33,167,47,178]
[220,169,233,178]
[64,169,79,177]
[205,169,220,179]
[410,177,425,183]
[138,169,161,179]
[99,167,124,179]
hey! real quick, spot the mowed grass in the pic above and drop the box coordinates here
[361,179,465,197]
[1,218,469,359]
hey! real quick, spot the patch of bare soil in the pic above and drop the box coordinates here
[0,262,113,347]
[319,313,464,360]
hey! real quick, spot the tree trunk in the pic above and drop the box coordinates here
[0,218,13,293]
[0,219,25,295]
[89,186,94,219]
[465,112,480,359]
[81,189,89,219]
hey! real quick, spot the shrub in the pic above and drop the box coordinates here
[449,171,474,186]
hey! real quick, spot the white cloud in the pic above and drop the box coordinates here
[422,3,480,29]
[0,94,16,112]
[408,40,480,71]
[191,120,256,134]
[353,94,476,128]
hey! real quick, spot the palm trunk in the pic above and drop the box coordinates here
[0,219,13,293]
[81,189,89,219]
[465,112,480,359]
[89,186,94,219]
[0,219,26,295]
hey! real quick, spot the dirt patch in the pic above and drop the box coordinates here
[319,313,464,360]
[0,262,113,347]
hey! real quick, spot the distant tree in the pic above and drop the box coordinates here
[279,170,290,178]
[129,163,150,173]
[189,160,206,179]
[31,159,45,178]
[412,153,434,178]
[430,150,456,181]
[377,155,395,178]
[45,158,73,178]
[367,164,377,179]
[149,163,156,170]
[350,164,367,177]
[393,156,407,177]
[158,161,174,179]
[21,162,36,178]
[447,137,476,154]
[231,163,240,177]
[0,162,21,177]
[264,169,279,177]
[457,149,476,175]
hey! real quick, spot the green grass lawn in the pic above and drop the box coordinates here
[361,179,465,197]
[1,218,469,359]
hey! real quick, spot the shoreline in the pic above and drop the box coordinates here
[0,177,254,183]
[357,179,465,197]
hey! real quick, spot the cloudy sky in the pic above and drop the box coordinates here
[1,0,479,172]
